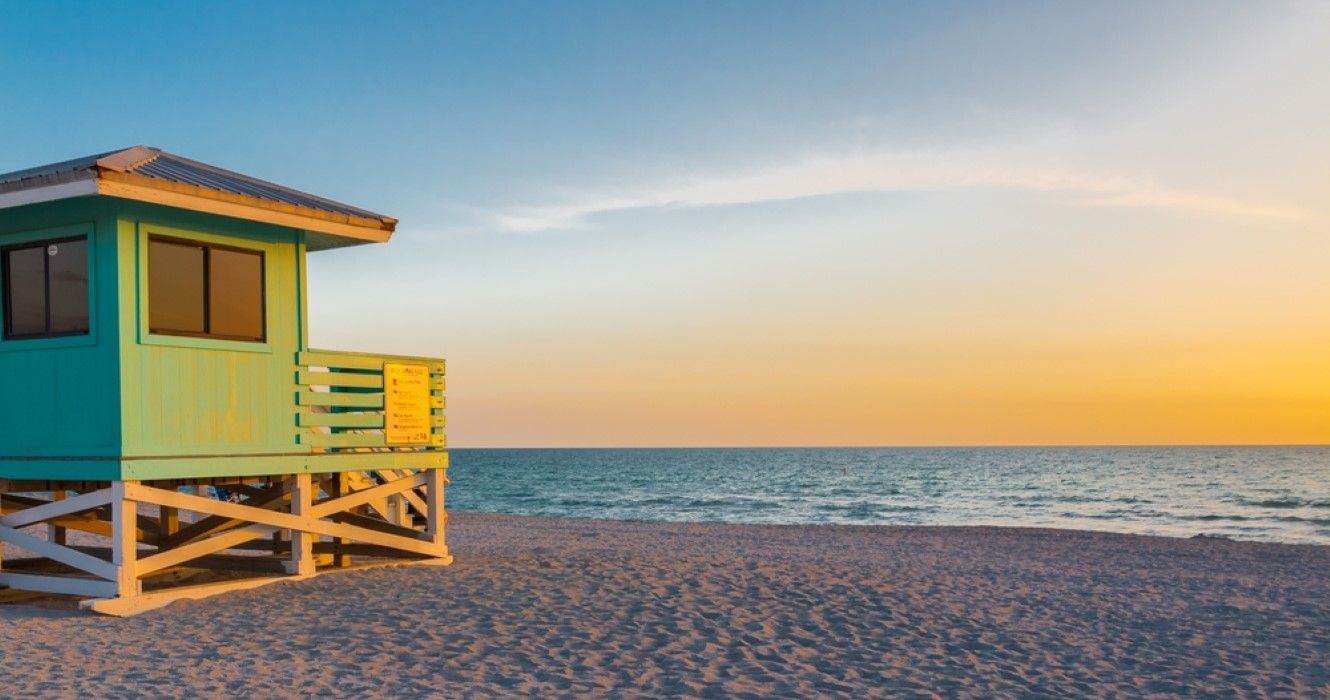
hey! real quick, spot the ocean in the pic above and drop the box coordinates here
[447,446,1330,545]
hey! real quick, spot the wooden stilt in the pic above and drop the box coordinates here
[332,472,351,568]
[48,491,67,546]
[160,503,179,543]
[285,473,315,576]
[426,467,448,557]
[111,481,141,598]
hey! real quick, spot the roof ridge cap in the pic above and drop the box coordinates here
[95,146,161,173]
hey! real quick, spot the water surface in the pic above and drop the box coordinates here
[448,446,1330,545]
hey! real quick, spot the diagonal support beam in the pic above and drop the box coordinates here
[375,470,428,517]
[0,489,113,529]
[311,472,427,519]
[159,486,289,549]
[138,524,277,576]
[0,524,118,581]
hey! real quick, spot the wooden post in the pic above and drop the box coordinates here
[388,494,408,527]
[332,472,351,568]
[112,481,140,598]
[160,502,179,544]
[285,474,314,576]
[47,490,68,546]
[426,467,447,557]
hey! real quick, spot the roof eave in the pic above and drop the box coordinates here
[0,170,395,247]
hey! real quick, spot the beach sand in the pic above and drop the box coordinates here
[2,512,1328,697]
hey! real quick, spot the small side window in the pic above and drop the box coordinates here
[1,237,89,340]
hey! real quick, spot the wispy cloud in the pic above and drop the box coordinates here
[489,152,1304,232]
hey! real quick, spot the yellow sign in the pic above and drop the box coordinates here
[384,362,432,445]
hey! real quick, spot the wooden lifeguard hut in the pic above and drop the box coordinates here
[0,146,449,615]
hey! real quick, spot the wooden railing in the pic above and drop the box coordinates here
[295,349,446,452]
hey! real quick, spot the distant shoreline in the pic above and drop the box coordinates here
[449,443,1330,450]
[449,509,1330,548]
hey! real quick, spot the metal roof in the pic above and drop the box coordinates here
[0,146,396,248]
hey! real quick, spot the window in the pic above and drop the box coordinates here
[2,236,89,340]
[148,237,265,342]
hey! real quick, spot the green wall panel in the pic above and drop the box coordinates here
[115,204,305,473]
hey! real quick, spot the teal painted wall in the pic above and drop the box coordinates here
[0,197,123,480]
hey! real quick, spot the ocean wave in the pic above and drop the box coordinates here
[1234,497,1330,509]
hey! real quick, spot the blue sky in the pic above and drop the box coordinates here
[2,2,1327,446]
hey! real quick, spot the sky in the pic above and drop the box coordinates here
[2,1,1327,447]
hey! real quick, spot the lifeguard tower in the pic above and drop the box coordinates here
[0,147,449,615]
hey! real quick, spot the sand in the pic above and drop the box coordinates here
[2,512,1328,698]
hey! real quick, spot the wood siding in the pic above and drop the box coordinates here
[117,204,304,467]
[0,199,122,480]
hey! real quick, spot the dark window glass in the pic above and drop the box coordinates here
[148,239,206,334]
[5,247,46,336]
[208,247,264,341]
[47,240,89,334]
[147,236,265,342]
[2,236,90,339]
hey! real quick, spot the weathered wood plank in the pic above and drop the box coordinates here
[301,350,444,373]
[310,473,427,519]
[0,524,118,581]
[375,469,429,517]
[0,488,113,528]
[297,412,384,428]
[111,483,140,598]
[299,432,389,448]
[159,488,290,550]
[0,572,118,598]
[426,467,446,554]
[139,525,274,576]
[325,510,429,540]
[310,542,435,558]
[286,474,315,576]
[296,370,384,389]
[297,352,384,371]
[296,390,385,408]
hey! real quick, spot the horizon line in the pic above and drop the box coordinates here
[449,442,1330,450]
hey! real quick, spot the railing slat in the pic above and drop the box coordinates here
[299,433,390,448]
[298,352,384,371]
[302,349,445,373]
[296,391,385,408]
[298,412,385,428]
[296,370,384,389]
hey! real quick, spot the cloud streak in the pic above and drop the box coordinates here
[489,152,1304,232]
